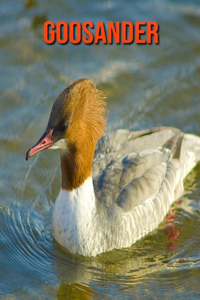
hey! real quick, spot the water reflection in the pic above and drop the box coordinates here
[24,0,37,10]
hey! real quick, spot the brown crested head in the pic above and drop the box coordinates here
[26,78,108,191]
[49,78,107,150]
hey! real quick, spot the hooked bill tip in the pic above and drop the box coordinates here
[25,150,30,161]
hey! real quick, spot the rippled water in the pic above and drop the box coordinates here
[1,0,200,299]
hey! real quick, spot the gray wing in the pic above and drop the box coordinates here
[92,127,184,210]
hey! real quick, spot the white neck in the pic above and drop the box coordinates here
[52,176,98,256]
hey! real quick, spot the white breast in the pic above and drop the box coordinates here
[52,176,99,256]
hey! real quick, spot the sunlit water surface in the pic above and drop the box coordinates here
[1,0,200,299]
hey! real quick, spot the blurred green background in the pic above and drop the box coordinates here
[0,0,200,299]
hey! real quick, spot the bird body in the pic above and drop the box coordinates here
[26,79,200,256]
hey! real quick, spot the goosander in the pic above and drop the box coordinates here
[26,78,200,256]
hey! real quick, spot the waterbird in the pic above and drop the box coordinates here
[26,78,200,256]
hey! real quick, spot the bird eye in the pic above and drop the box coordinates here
[60,121,67,132]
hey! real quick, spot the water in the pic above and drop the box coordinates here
[1,0,200,298]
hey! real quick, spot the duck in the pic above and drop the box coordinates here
[26,78,200,256]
